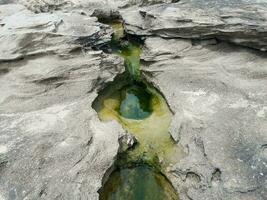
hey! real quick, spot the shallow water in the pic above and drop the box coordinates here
[94,21,182,200]
[93,81,184,167]
[119,85,152,119]
[99,165,177,200]
[108,21,141,81]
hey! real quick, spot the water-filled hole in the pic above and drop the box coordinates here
[119,83,152,120]
[99,165,178,200]
[93,20,183,200]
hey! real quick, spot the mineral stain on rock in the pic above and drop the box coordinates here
[93,21,182,200]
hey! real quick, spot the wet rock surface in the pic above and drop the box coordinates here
[0,0,267,200]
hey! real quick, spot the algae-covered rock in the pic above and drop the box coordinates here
[1,0,267,200]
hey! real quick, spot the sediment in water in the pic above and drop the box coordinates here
[99,165,177,200]
[92,20,182,200]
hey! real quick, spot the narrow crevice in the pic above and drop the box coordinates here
[92,17,181,200]
[0,68,9,75]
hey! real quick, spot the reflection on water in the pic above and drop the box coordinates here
[119,85,152,120]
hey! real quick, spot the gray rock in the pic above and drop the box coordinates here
[0,49,126,199]
[17,0,178,16]
[1,1,267,200]
[0,4,112,61]
[17,0,68,12]
[0,3,127,200]
[0,44,127,199]
[118,134,137,153]
[121,0,267,51]
[142,37,267,199]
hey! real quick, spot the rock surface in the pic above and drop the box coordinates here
[0,4,112,61]
[0,3,126,200]
[121,0,267,51]
[142,37,267,200]
[17,0,178,14]
[0,1,267,200]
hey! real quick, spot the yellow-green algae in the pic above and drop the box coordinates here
[110,22,124,41]
[109,22,141,81]
[93,81,183,168]
[94,21,183,200]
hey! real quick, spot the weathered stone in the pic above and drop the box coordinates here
[118,134,137,153]
[0,47,126,199]
[121,0,267,51]
[0,3,128,199]
[17,0,178,13]
[142,36,267,199]
[0,4,112,61]
[1,1,267,200]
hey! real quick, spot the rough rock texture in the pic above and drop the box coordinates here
[0,3,126,200]
[1,1,267,200]
[121,0,267,51]
[142,37,267,200]
[0,4,112,61]
[17,0,178,14]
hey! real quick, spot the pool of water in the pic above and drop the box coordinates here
[108,21,141,81]
[93,80,184,167]
[119,84,152,120]
[99,165,177,200]
[93,20,183,200]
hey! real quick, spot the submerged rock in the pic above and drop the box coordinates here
[0,1,267,200]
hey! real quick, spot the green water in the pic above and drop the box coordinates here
[94,21,182,200]
[109,22,141,81]
[119,85,152,119]
[99,166,177,200]
[119,44,141,81]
